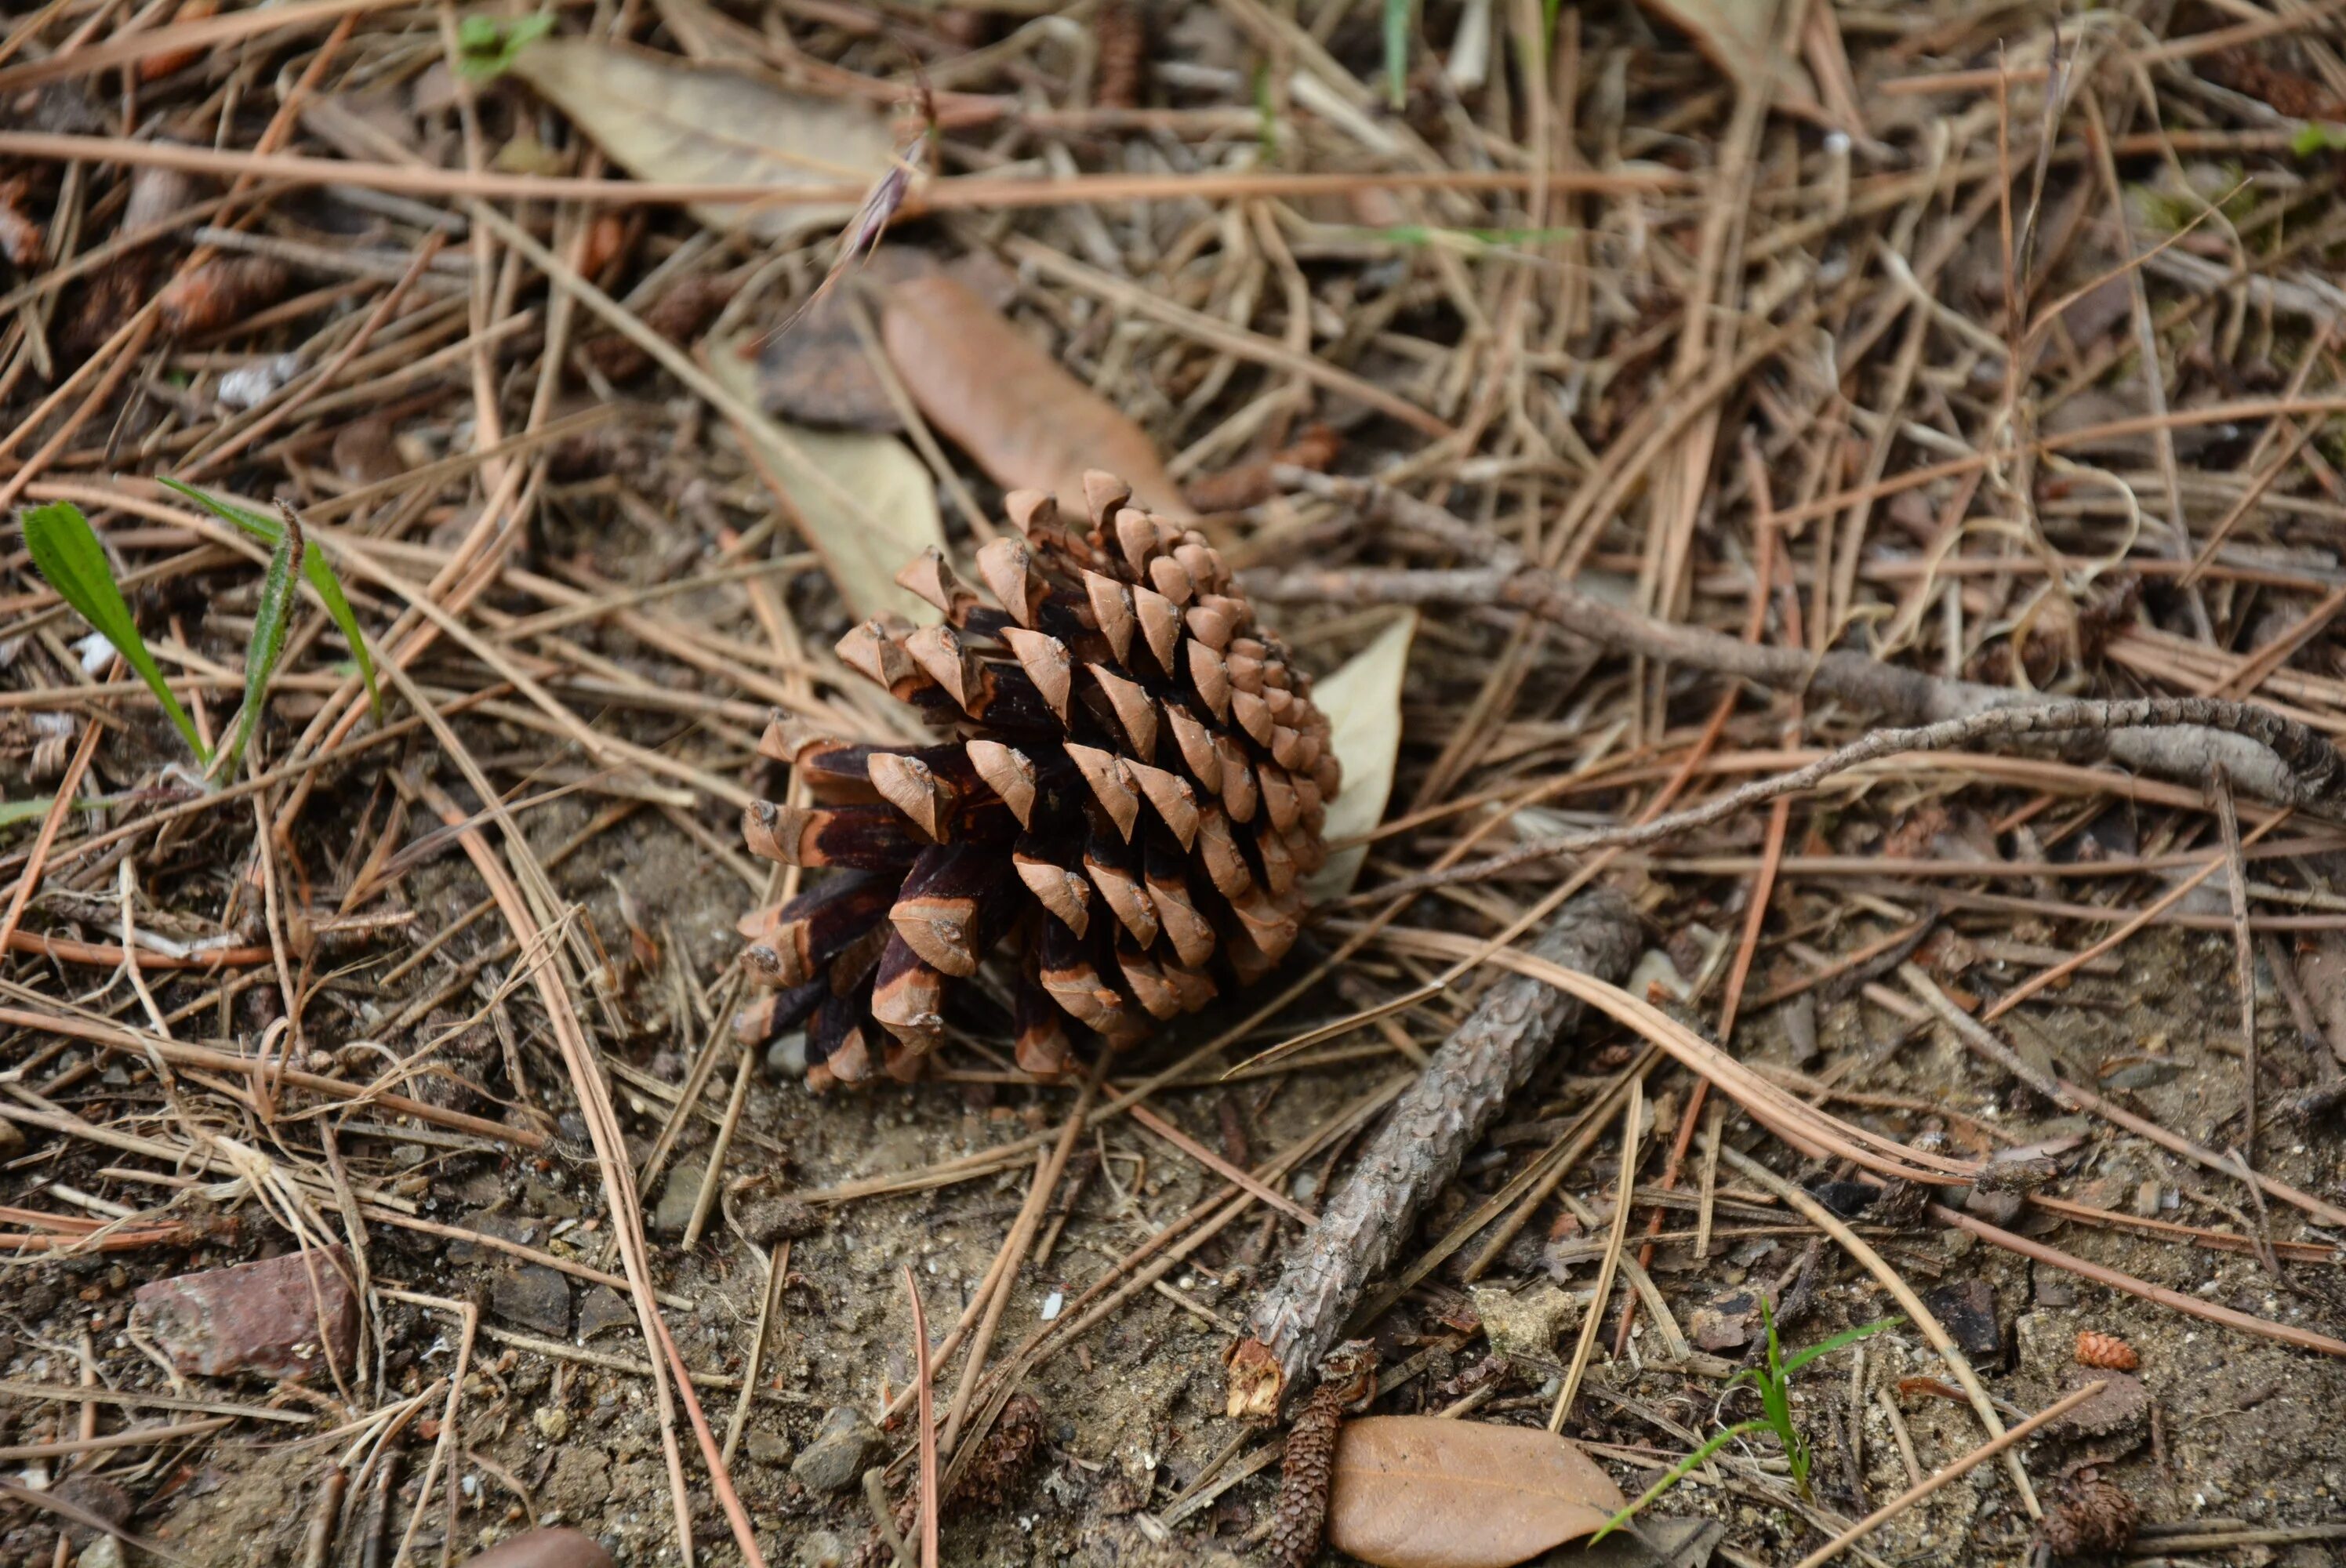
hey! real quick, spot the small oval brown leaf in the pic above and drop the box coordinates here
[1326,1416,1625,1568]
[462,1528,616,1568]
[880,273,1193,521]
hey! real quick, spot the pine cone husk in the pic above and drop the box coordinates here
[1094,0,1149,109]
[736,471,1338,1089]
[2039,1475,2139,1558]
[1265,1340,1377,1568]
[854,1395,1047,1568]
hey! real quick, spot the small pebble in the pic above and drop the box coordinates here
[790,1405,880,1494]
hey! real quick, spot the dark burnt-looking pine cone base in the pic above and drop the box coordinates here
[2039,1475,2139,1558]
[734,470,1340,1090]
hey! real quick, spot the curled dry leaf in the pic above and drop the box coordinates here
[507,39,895,243]
[1304,610,1416,901]
[704,333,944,623]
[880,271,1192,520]
[1325,1416,1625,1568]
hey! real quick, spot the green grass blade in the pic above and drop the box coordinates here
[210,506,303,782]
[1382,0,1409,108]
[0,797,58,829]
[1756,1296,1795,1440]
[160,479,380,716]
[1779,1315,1905,1380]
[1589,1421,1770,1544]
[0,795,112,829]
[19,501,208,763]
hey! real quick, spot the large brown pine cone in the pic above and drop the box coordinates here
[735,471,1339,1090]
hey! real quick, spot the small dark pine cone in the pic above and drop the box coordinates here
[1266,1340,1377,1568]
[2039,1475,2139,1558]
[857,1395,1048,1568]
[1094,0,1148,109]
[735,472,1338,1089]
[955,1392,1048,1511]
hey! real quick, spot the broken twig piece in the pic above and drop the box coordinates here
[1228,889,1641,1413]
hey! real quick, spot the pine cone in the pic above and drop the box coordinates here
[2039,1475,2139,1558]
[736,471,1338,1089]
[855,1394,1047,1568]
[1266,1340,1378,1568]
[1094,0,1148,109]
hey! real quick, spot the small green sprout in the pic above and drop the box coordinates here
[454,12,554,81]
[1383,0,1411,109]
[2292,122,2346,158]
[18,483,377,785]
[1590,1300,1903,1543]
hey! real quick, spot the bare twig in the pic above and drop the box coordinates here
[1249,557,2344,813]
[1320,697,2341,903]
[903,1267,940,1568]
[1550,1076,1642,1433]
[1229,890,1640,1410]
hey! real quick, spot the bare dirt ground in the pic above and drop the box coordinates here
[7,1,2346,1566]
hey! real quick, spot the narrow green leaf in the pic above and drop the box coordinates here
[1382,0,1410,109]
[210,508,303,781]
[18,501,208,763]
[1338,223,1582,250]
[1755,1296,1795,1450]
[0,795,111,829]
[1779,1315,1905,1380]
[1589,1421,1770,1544]
[159,479,380,716]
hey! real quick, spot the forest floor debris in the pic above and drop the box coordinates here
[5,1,2346,1566]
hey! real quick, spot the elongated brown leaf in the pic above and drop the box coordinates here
[879,272,1192,520]
[507,39,895,242]
[1326,1417,1625,1568]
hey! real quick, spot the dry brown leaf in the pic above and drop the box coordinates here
[1306,611,1414,902]
[1325,1416,1625,1568]
[879,272,1193,520]
[705,333,944,623]
[507,40,895,243]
